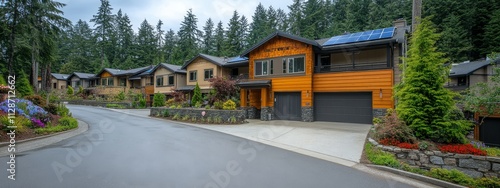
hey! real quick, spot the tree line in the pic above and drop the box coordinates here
[1,0,500,92]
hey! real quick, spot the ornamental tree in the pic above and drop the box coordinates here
[395,18,471,143]
[191,82,202,107]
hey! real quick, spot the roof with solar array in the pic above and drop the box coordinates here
[322,27,396,46]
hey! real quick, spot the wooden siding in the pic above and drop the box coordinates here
[100,71,112,78]
[313,69,394,109]
[248,36,314,107]
[249,89,261,109]
[185,57,219,89]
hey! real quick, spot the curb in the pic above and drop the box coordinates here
[367,164,468,188]
[0,119,89,157]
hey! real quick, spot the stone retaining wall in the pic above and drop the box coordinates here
[150,107,246,123]
[65,100,132,108]
[368,138,500,178]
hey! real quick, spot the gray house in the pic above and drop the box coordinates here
[446,58,500,91]
[67,72,96,89]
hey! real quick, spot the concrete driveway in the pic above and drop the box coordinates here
[111,108,372,163]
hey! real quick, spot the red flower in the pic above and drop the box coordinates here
[397,142,419,149]
[379,138,401,146]
[439,144,486,156]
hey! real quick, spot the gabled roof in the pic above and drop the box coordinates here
[51,73,70,80]
[68,72,95,80]
[181,53,243,69]
[241,31,321,57]
[96,66,152,77]
[158,63,186,74]
[449,58,500,77]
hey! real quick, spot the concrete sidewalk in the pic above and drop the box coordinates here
[111,108,371,164]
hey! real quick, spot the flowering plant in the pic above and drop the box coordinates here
[0,85,9,93]
[31,118,45,128]
[439,144,487,156]
[0,98,48,119]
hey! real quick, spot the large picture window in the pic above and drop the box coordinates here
[156,76,164,86]
[119,78,126,86]
[255,61,268,76]
[189,71,197,81]
[287,57,305,73]
[204,69,213,80]
[107,78,114,86]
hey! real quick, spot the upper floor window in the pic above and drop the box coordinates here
[287,57,305,73]
[204,69,213,80]
[255,60,268,76]
[189,71,197,81]
[168,75,175,85]
[156,76,164,86]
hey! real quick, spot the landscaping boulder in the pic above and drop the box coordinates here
[430,156,444,165]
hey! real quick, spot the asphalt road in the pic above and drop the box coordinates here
[1,105,418,188]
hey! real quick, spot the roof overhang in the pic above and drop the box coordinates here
[236,80,271,89]
[176,85,196,91]
[241,31,320,57]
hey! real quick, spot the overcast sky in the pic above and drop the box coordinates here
[58,0,292,32]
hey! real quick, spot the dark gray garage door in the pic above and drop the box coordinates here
[480,117,500,147]
[274,92,301,121]
[314,92,372,124]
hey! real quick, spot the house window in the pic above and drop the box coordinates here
[189,71,197,81]
[168,75,175,85]
[101,79,106,86]
[270,60,274,74]
[119,78,126,86]
[53,83,57,89]
[282,59,287,73]
[156,76,164,86]
[287,57,305,73]
[255,60,268,76]
[107,78,114,86]
[458,76,466,86]
[204,69,213,80]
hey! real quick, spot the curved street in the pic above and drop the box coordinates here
[1,105,422,188]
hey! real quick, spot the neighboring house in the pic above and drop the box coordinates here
[93,66,152,96]
[237,20,409,124]
[446,58,500,92]
[180,53,249,94]
[152,63,187,95]
[50,73,69,90]
[67,72,96,89]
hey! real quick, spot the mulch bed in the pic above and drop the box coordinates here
[0,129,40,143]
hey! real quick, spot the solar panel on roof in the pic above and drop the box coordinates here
[323,27,395,46]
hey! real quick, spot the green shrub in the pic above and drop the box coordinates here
[374,109,416,143]
[182,115,190,121]
[57,103,71,117]
[474,177,500,188]
[206,117,213,124]
[205,105,211,110]
[191,116,197,122]
[44,103,58,115]
[0,75,6,85]
[1,115,31,133]
[78,86,84,94]
[67,85,74,95]
[35,123,78,135]
[25,95,47,108]
[194,101,202,108]
[365,143,401,168]
[214,116,222,124]
[426,168,474,186]
[485,147,500,157]
[165,98,175,107]
[116,91,126,101]
[191,82,202,107]
[373,117,382,125]
[169,105,176,109]
[162,110,169,117]
[16,72,34,97]
[106,103,125,109]
[172,113,181,120]
[222,100,236,110]
[230,116,237,124]
[58,116,78,127]
[152,93,166,107]
[138,97,146,108]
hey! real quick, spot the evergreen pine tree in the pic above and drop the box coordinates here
[202,18,215,54]
[396,18,470,143]
[484,10,500,54]
[16,71,34,97]
[287,0,303,35]
[90,0,115,68]
[163,29,178,63]
[135,19,156,66]
[248,3,268,45]
[225,11,241,56]
[214,21,225,56]
[174,9,200,64]
[191,82,202,107]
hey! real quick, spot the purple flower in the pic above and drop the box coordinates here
[31,118,45,128]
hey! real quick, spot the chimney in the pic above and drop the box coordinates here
[393,19,407,29]
[412,0,422,32]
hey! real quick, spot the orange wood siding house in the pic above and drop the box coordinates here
[239,20,409,123]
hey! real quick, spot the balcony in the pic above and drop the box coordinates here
[315,61,389,73]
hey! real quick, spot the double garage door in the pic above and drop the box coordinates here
[314,92,373,124]
[480,118,500,147]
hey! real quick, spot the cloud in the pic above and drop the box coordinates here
[59,0,292,32]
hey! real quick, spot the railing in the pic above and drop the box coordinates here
[315,61,389,73]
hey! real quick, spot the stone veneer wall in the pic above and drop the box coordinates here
[242,107,258,119]
[302,107,313,122]
[150,107,246,123]
[368,138,500,178]
[65,100,132,108]
[373,108,388,118]
[260,107,273,121]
